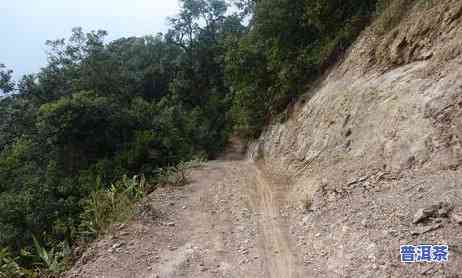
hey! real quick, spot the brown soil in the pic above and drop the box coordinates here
[66,1,462,277]
[66,152,308,278]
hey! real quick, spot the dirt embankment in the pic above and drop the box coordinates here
[248,0,462,277]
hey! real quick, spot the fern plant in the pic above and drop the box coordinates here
[32,236,65,275]
[0,247,22,277]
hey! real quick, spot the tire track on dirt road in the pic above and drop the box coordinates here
[66,159,303,278]
[251,164,300,278]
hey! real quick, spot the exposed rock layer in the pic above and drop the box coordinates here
[248,1,462,276]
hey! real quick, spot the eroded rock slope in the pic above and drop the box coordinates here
[249,1,462,276]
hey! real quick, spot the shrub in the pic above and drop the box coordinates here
[0,248,26,278]
[155,156,206,187]
[227,0,379,138]
[32,236,69,276]
[78,175,147,239]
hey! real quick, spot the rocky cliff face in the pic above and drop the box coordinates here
[249,1,462,276]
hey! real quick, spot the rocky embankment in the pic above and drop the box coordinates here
[249,0,462,276]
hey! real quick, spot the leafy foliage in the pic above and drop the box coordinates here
[78,176,146,239]
[0,64,15,94]
[32,236,69,276]
[0,248,26,278]
[226,0,380,137]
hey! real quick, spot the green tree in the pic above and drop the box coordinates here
[226,0,379,137]
[0,64,14,94]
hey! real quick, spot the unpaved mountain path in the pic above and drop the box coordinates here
[252,165,300,278]
[67,155,306,278]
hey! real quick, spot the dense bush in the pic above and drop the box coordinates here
[0,0,237,263]
[226,0,380,137]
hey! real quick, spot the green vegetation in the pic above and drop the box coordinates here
[78,175,147,239]
[0,0,403,275]
[226,0,380,137]
[0,248,35,278]
[0,64,15,94]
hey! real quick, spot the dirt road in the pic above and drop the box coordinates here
[252,165,299,278]
[67,157,305,278]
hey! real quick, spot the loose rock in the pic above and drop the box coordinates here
[451,213,462,224]
[413,208,435,224]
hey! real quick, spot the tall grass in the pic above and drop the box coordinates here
[79,175,147,239]
[78,157,205,239]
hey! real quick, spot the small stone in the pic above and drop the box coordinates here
[451,213,462,224]
[302,216,310,226]
[437,202,453,217]
[108,242,125,253]
[112,242,125,249]
[167,222,176,227]
[361,218,368,227]
[413,208,434,224]
[239,258,249,265]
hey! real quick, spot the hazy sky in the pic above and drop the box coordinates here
[1,0,180,80]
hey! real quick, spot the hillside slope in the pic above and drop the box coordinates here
[249,0,462,276]
[67,1,462,277]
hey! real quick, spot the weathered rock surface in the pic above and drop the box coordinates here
[248,1,462,277]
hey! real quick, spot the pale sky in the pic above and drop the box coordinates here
[1,0,180,80]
